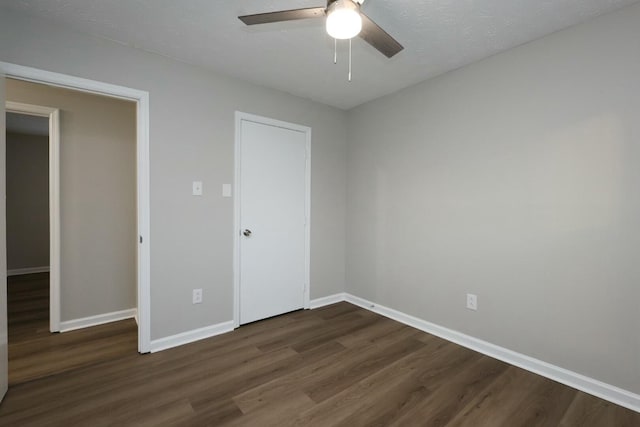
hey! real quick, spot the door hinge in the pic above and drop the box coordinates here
[139,235,143,244]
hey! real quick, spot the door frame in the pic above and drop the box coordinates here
[233,111,311,328]
[5,101,61,333]
[0,62,151,353]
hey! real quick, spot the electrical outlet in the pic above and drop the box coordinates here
[192,181,203,196]
[192,288,203,304]
[466,293,477,311]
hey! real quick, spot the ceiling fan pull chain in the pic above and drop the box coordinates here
[348,38,352,82]
[334,38,338,64]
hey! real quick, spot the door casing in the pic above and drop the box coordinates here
[1,71,7,403]
[5,102,61,333]
[233,111,311,328]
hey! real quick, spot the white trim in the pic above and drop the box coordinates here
[149,321,235,353]
[233,112,243,328]
[233,114,240,328]
[60,308,137,332]
[233,112,312,328]
[304,126,311,312]
[49,107,61,332]
[310,293,346,309]
[1,61,152,353]
[6,100,61,333]
[5,101,57,117]
[342,293,640,413]
[7,266,50,276]
[135,90,151,354]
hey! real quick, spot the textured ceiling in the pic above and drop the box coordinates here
[1,0,638,109]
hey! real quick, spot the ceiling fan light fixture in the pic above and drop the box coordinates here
[326,0,362,40]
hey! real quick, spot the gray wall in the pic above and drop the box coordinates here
[6,81,137,321]
[0,8,348,339]
[6,131,49,271]
[347,3,640,394]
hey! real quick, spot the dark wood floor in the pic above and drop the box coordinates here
[6,273,137,385]
[1,290,638,426]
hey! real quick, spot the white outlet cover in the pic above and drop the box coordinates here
[222,183,232,198]
[192,288,203,304]
[192,181,203,196]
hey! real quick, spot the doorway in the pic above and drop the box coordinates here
[5,104,60,333]
[4,81,139,385]
[0,64,151,400]
[233,112,311,326]
[0,62,151,357]
[5,111,53,384]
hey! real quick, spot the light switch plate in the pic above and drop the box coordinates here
[466,293,478,311]
[222,184,232,198]
[192,181,203,196]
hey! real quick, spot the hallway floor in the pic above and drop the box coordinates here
[7,272,137,385]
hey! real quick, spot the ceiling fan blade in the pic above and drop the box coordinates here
[239,7,326,26]
[359,13,403,58]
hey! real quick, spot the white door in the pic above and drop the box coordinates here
[238,115,309,325]
[0,75,8,402]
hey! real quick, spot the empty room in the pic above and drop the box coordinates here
[0,0,639,426]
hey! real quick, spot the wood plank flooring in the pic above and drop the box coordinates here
[1,293,638,426]
[6,273,137,385]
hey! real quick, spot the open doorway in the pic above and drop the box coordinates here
[5,103,60,332]
[5,108,59,385]
[5,80,139,385]
[6,113,49,280]
[5,113,53,384]
[0,62,151,400]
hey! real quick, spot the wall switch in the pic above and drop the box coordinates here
[466,293,478,311]
[192,288,203,304]
[222,183,232,198]
[192,181,203,196]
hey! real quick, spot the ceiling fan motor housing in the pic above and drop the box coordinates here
[326,0,359,11]
[326,0,363,40]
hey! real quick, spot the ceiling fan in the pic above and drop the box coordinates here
[238,0,403,59]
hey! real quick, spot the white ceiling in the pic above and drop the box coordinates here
[1,0,637,109]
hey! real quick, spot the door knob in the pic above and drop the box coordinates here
[243,229,252,237]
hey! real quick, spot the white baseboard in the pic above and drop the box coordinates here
[7,266,50,276]
[310,293,347,309]
[148,294,347,354]
[149,321,235,353]
[147,293,345,354]
[60,308,137,332]
[342,293,640,413]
